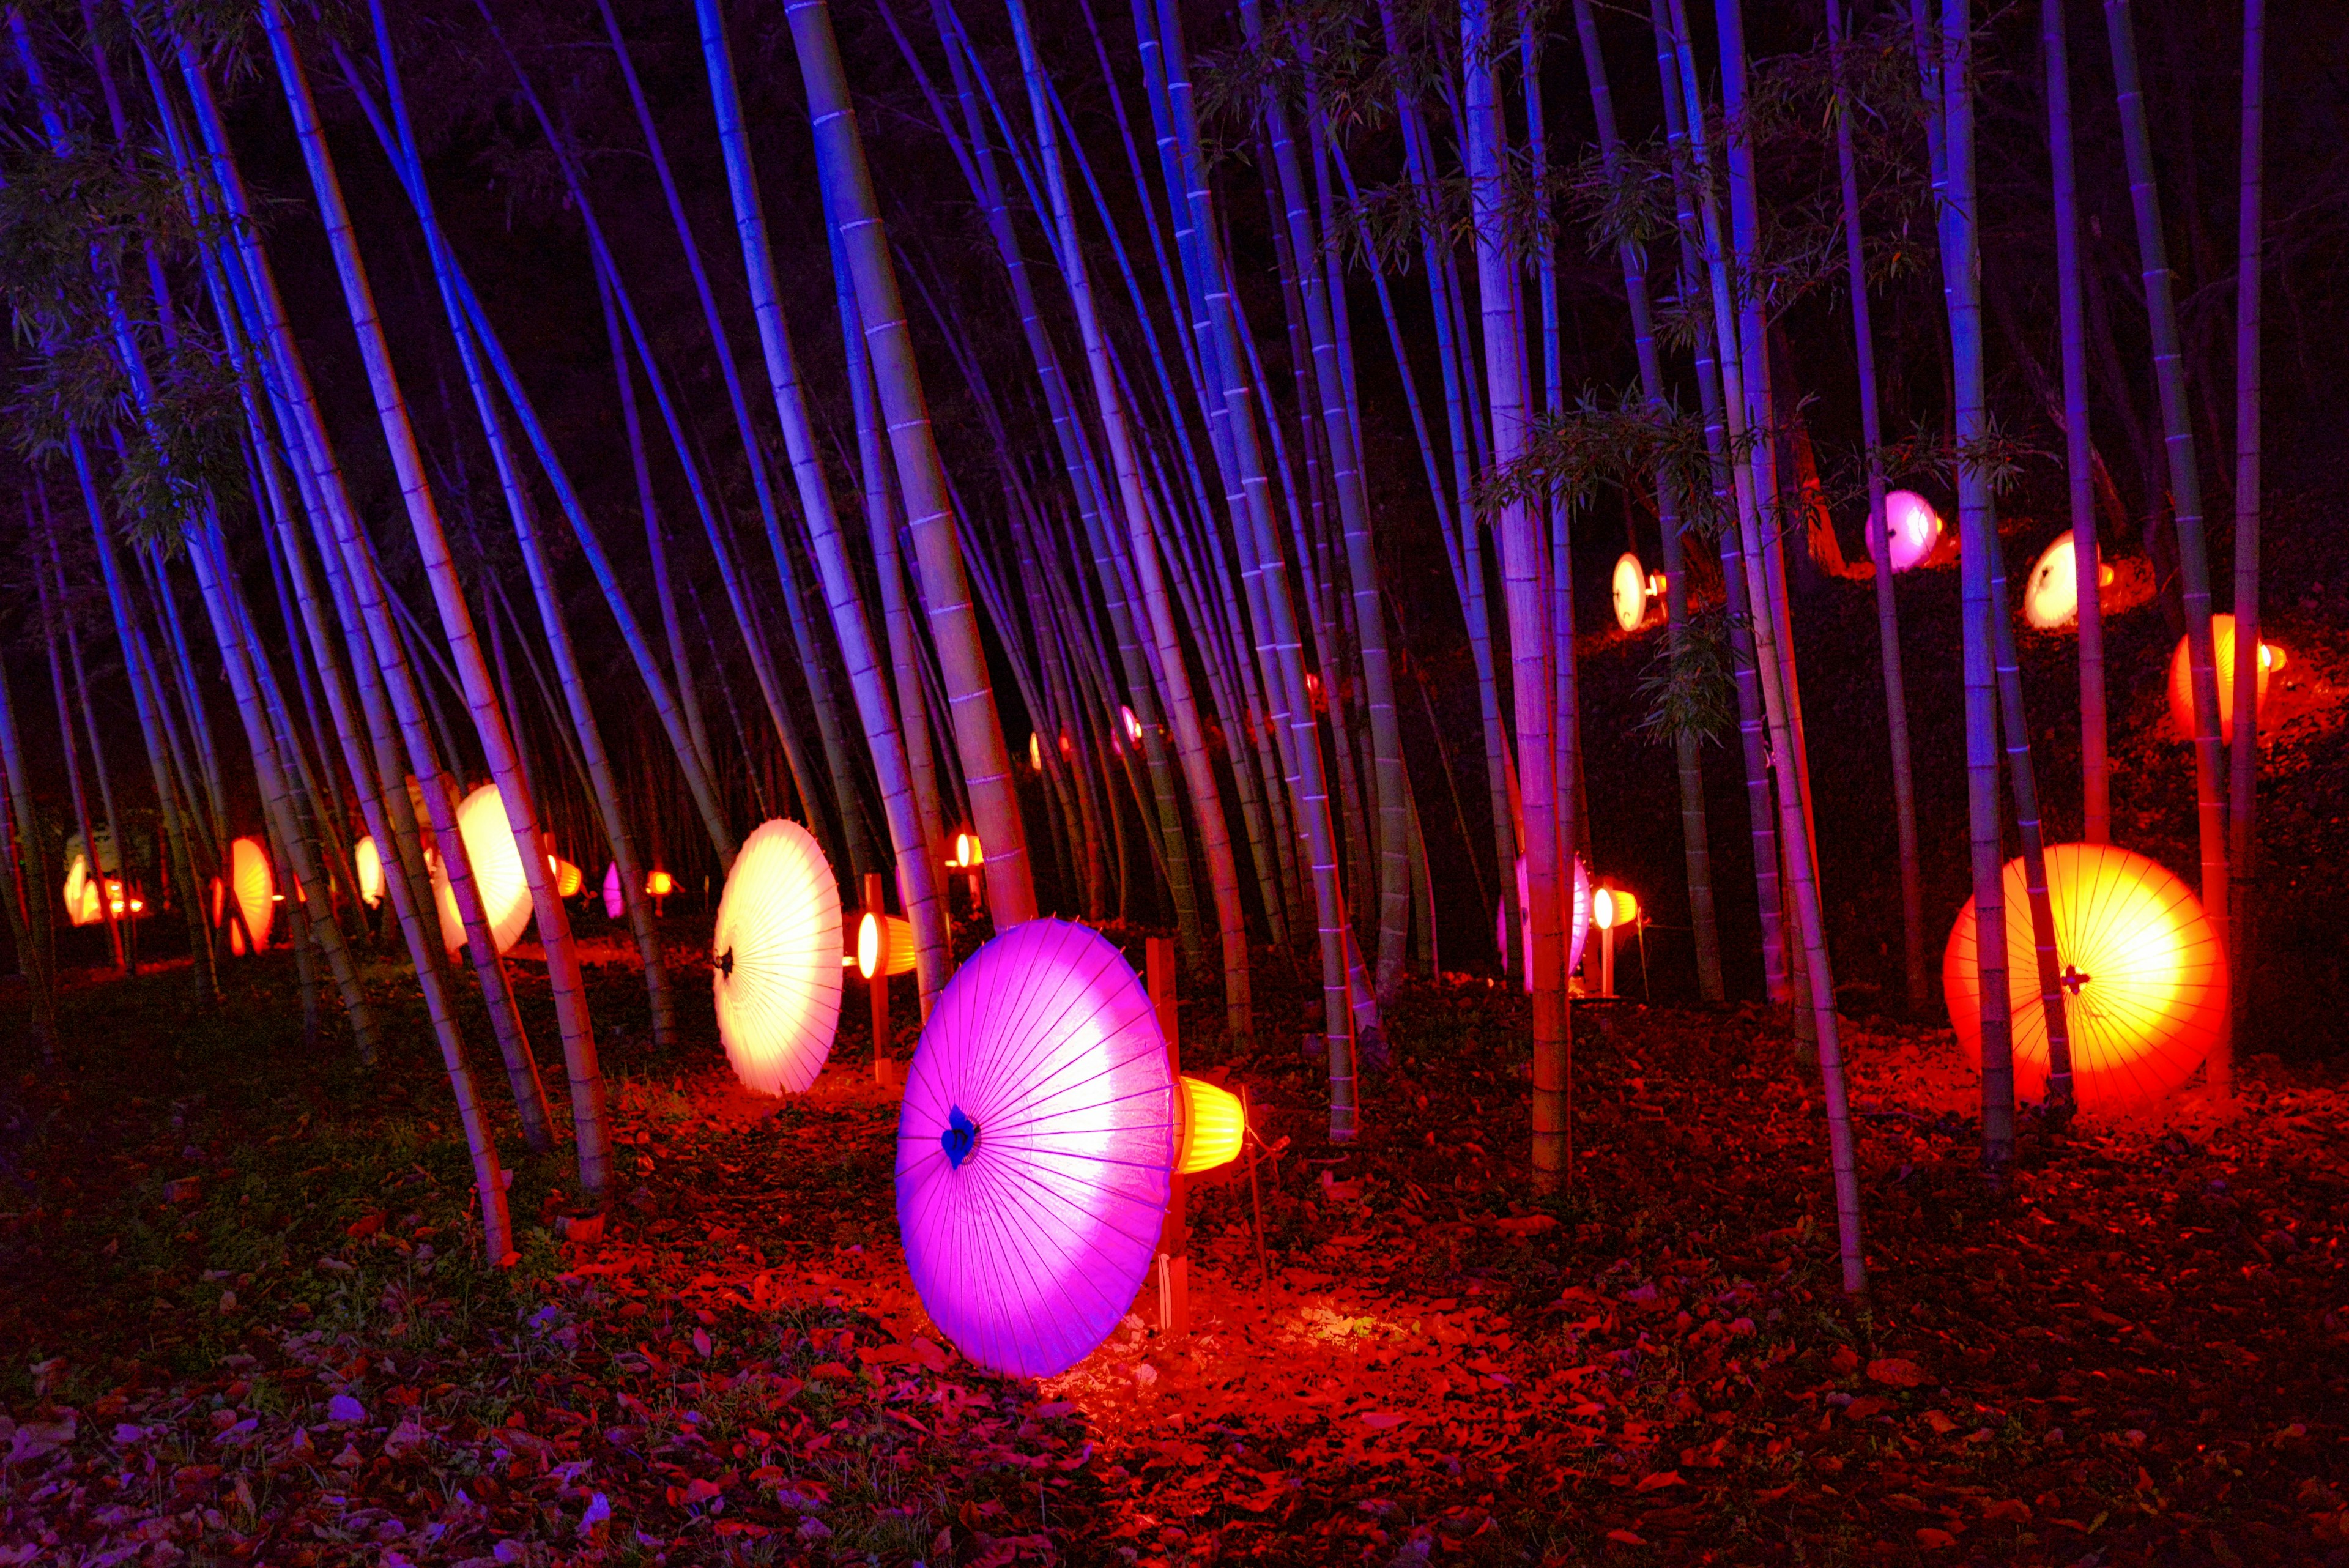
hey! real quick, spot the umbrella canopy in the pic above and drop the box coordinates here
[1944,843,2227,1111]
[212,836,275,954]
[602,861,625,920]
[896,919,1176,1377]
[1497,855,1592,992]
[711,819,843,1096]
[431,786,533,956]
[354,836,385,908]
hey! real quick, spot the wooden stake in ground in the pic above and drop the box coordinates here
[1149,935,1188,1336]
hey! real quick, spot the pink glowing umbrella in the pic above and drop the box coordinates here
[602,861,625,920]
[896,919,1176,1377]
[1495,855,1592,991]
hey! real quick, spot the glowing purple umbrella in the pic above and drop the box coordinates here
[1496,855,1592,992]
[896,920,1175,1377]
[602,861,624,921]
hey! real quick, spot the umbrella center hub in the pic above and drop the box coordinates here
[2061,964,2092,995]
[717,946,735,979]
[942,1105,981,1169]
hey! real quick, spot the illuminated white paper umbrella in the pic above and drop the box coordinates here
[1496,855,1592,991]
[896,919,1176,1377]
[2021,530,2115,630]
[431,786,533,956]
[1611,554,1663,633]
[711,819,843,1096]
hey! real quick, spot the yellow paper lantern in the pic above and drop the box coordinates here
[1611,553,1663,634]
[354,836,385,908]
[951,830,984,871]
[431,786,534,956]
[547,855,584,899]
[1028,732,1044,772]
[646,869,677,898]
[1174,1075,1245,1174]
[853,910,919,979]
[1592,886,1638,932]
[2021,530,2116,630]
[712,819,844,1096]
[2166,615,2283,740]
[63,854,100,927]
[1883,490,1942,572]
[1942,843,2226,1111]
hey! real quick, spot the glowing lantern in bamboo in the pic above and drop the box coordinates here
[645,869,676,916]
[1121,704,1143,745]
[851,909,918,978]
[601,862,625,920]
[2021,530,2115,630]
[1174,1074,1245,1175]
[1496,856,1592,992]
[354,836,385,908]
[547,855,584,899]
[1028,732,1043,772]
[1611,552,1664,633]
[896,918,1176,1377]
[1592,886,1638,931]
[431,786,533,956]
[1942,843,2226,1111]
[210,836,275,954]
[711,819,843,1096]
[1883,490,1943,572]
[2166,615,2284,741]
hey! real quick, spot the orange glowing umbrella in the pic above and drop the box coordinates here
[1943,844,2226,1111]
[2166,615,2284,740]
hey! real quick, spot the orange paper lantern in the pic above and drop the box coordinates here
[2165,615,2283,740]
[853,910,918,979]
[1942,844,2225,1111]
[1174,1076,1245,1174]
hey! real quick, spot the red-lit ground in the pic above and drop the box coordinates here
[2,950,2345,1566]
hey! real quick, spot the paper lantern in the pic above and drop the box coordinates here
[1942,843,2225,1111]
[952,831,984,870]
[354,836,385,908]
[2021,530,2116,630]
[2166,615,2283,741]
[896,918,1175,1377]
[602,861,625,920]
[647,869,675,897]
[1496,855,1592,991]
[853,910,918,979]
[1611,553,1664,634]
[1175,1075,1245,1174]
[212,836,275,954]
[431,786,533,956]
[711,819,843,1096]
[1593,886,1639,931]
[547,855,584,899]
[1121,704,1143,744]
[1028,733,1043,772]
[1883,490,1942,572]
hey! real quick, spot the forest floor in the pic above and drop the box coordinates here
[2,943,2347,1567]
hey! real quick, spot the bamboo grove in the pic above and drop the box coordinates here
[0,0,2285,1297]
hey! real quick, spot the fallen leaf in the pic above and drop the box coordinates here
[1866,1358,1925,1388]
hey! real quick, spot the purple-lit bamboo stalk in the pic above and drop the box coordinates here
[2104,0,2229,1094]
[0,626,57,1063]
[2043,0,2107,846]
[32,500,123,973]
[1827,0,1925,1012]
[2228,0,2265,1033]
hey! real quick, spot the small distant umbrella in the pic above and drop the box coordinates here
[431,786,533,956]
[896,919,1176,1378]
[602,861,625,920]
[1883,490,1943,571]
[1496,855,1592,991]
[2166,615,2283,740]
[2021,530,2115,630]
[63,853,100,927]
[212,836,275,954]
[711,819,843,1096]
[354,836,385,908]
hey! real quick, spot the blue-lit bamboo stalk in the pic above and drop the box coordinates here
[2104,0,2228,1094]
[32,499,123,973]
[0,613,58,1063]
[256,0,609,1200]
[774,0,1035,924]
